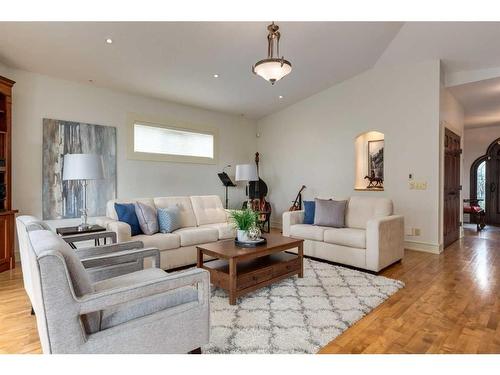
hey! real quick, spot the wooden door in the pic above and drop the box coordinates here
[486,141,500,225]
[444,128,461,248]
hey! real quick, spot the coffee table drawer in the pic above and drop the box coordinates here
[273,257,300,277]
[238,266,273,290]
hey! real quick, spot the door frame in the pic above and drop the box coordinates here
[484,137,500,225]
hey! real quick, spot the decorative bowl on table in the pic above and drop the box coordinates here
[234,236,267,248]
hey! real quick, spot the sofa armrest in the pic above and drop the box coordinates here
[282,210,304,237]
[80,247,160,269]
[78,268,210,314]
[96,217,132,243]
[366,215,404,272]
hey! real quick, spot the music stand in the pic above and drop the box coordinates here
[218,172,236,209]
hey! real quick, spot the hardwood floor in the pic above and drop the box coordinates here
[321,226,500,353]
[1,227,499,354]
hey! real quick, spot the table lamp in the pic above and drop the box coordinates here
[235,164,258,208]
[63,153,104,230]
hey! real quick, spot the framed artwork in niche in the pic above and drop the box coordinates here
[368,139,384,184]
[42,118,117,220]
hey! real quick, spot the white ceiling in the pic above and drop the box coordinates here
[0,22,403,119]
[449,77,500,129]
[376,22,500,74]
[376,22,500,129]
[3,22,500,122]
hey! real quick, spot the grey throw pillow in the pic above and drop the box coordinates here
[313,198,347,228]
[134,201,159,235]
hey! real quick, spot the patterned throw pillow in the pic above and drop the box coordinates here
[157,207,181,233]
[134,202,159,235]
[114,203,142,236]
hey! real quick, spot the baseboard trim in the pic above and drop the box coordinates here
[404,240,442,254]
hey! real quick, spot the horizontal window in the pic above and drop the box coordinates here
[128,117,217,164]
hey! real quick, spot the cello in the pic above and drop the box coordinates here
[246,152,272,232]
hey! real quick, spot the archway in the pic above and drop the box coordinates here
[471,137,500,225]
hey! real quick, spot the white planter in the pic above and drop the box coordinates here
[237,229,250,242]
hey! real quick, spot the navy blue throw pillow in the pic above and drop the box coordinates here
[115,203,142,236]
[303,200,315,225]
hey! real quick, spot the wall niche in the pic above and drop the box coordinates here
[354,131,385,191]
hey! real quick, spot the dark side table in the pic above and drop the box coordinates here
[56,225,116,249]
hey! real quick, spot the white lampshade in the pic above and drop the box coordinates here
[253,59,292,85]
[235,164,258,181]
[62,154,104,181]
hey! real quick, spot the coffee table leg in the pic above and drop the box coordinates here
[298,242,304,278]
[229,258,237,305]
[196,248,203,268]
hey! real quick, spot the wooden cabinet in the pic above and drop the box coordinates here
[0,75,17,273]
[0,212,15,272]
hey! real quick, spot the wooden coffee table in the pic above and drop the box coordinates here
[196,233,304,305]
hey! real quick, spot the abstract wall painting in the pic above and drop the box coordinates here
[42,118,116,220]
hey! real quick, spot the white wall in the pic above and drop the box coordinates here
[463,124,500,203]
[0,61,9,77]
[257,60,442,252]
[439,87,465,237]
[7,68,257,225]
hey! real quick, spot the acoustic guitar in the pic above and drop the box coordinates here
[289,185,306,211]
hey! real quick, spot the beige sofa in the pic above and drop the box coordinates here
[97,195,235,270]
[282,196,404,272]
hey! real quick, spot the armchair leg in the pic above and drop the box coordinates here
[188,347,202,354]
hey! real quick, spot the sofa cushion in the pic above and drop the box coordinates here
[94,268,197,330]
[314,198,347,228]
[134,202,159,235]
[345,196,393,229]
[107,198,155,220]
[190,195,227,225]
[157,207,181,233]
[94,267,167,292]
[303,200,315,225]
[324,228,367,249]
[199,222,236,240]
[173,227,219,247]
[289,224,330,241]
[153,197,197,228]
[115,203,143,236]
[133,233,181,251]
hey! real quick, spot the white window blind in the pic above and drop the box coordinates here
[133,123,214,159]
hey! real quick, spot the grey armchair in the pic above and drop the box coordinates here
[16,216,210,354]
[16,216,154,289]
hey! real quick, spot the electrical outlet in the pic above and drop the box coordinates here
[409,181,427,190]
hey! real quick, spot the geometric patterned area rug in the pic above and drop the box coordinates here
[203,258,404,354]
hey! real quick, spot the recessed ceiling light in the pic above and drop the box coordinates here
[105,38,113,44]
[213,74,219,78]
[279,95,284,99]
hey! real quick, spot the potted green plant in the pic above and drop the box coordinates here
[230,209,259,242]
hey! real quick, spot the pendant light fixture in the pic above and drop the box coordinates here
[252,22,292,85]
